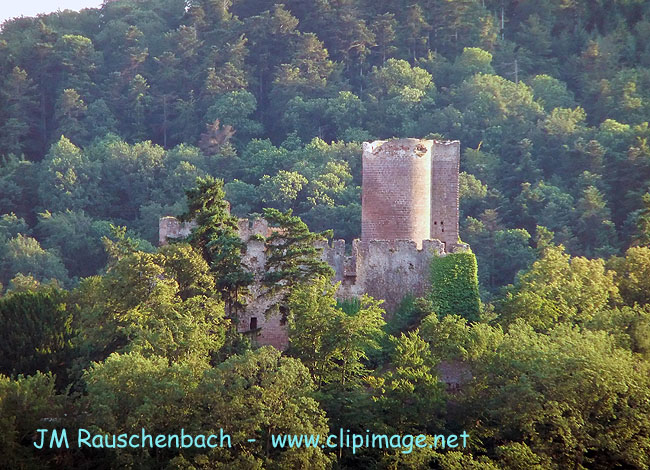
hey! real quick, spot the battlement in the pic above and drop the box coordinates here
[328,238,446,311]
[432,139,461,157]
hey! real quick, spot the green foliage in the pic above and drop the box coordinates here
[83,351,204,443]
[497,243,619,330]
[224,179,260,216]
[513,182,576,244]
[72,239,227,366]
[0,287,75,381]
[35,210,111,278]
[420,314,504,364]
[282,91,367,142]
[429,252,481,322]
[462,216,536,294]
[81,350,255,468]
[528,74,576,111]
[180,176,253,314]
[206,90,263,143]
[452,74,543,150]
[0,212,29,243]
[387,295,435,334]
[588,305,650,360]
[337,297,361,315]
[634,192,650,246]
[37,136,93,214]
[0,373,66,468]
[574,185,619,257]
[495,442,554,470]
[259,170,308,210]
[459,171,488,208]
[286,276,343,386]
[453,47,494,81]
[2,1,650,468]
[0,155,38,222]
[197,347,333,469]
[262,208,334,307]
[0,234,70,288]
[466,323,650,470]
[608,245,650,306]
[379,447,500,470]
[368,331,445,435]
[0,66,39,156]
[366,58,435,136]
[287,276,385,387]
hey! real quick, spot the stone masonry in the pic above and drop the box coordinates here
[159,138,463,349]
[361,138,460,250]
[430,140,461,249]
[361,139,432,248]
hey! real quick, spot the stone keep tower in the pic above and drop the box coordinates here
[430,140,460,248]
[361,139,432,248]
[361,138,459,249]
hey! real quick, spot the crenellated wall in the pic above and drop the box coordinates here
[345,239,446,312]
[159,216,457,346]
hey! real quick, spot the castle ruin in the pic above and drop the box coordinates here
[160,138,463,349]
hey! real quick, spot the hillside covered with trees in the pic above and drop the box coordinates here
[1,0,650,468]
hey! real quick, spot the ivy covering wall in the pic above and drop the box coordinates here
[430,251,481,321]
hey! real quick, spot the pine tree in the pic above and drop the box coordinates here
[0,67,39,156]
[634,192,650,247]
[262,208,333,309]
[0,287,75,382]
[180,176,253,316]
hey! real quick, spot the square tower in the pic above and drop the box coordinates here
[430,140,460,249]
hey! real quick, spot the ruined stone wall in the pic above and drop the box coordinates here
[361,139,432,248]
[159,215,448,344]
[334,239,445,313]
[430,140,460,249]
[159,217,196,246]
[159,216,289,349]
[236,219,288,350]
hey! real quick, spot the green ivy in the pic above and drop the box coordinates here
[430,252,481,321]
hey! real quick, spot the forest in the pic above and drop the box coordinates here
[1,0,650,468]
